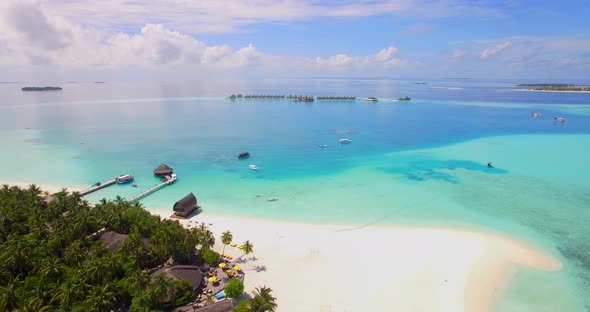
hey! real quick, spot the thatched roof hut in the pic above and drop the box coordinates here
[173,299,234,312]
[153,265,203,292]
[98,231,149,253]
[173,193,198,218]
[154,163,173,176]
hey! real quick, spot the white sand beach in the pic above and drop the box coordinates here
[4,180,563,311]
[167,212,562,312]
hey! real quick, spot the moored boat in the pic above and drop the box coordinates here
[339,138,352,144]
[363,97,378,102]
[116,174,134,184]
[249,164,259,170]
[238,152,250,159]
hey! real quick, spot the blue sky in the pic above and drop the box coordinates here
[0,0,589,80]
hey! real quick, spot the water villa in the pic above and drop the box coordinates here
[154,163,174,177]
[316,96,356,100]
[172,192,200,218]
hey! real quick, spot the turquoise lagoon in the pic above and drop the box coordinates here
[1,78,590,311]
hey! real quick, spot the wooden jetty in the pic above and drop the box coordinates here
[127,175,176,203]
[79,178,117,196]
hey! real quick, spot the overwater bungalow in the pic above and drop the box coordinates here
[173,192,200,218]
[154,163,174,177]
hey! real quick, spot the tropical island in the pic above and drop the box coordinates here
[396,96,412,101]
[0,184,276,312]
[21,86,63,91]
[516,84,590,92]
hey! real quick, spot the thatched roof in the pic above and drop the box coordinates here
[98,231,149,253]
[154,163,173,176]
[173,193,197,217]
[173,300,234,312]
[153,265,203,291]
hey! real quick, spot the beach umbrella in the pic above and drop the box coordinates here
[208,277,217,282]
[226,270,232,274]
[219,263,226,268]
[234,265,241,271]
[238,245,244,249]
[230,243,237,247]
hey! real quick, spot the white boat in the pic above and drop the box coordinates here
[116,174,134,184]
[339,138,352,144]
[531,112,541,118]
[363,97,378,102]
[319,144,328,148]
[249,164,259,170]
[554,117,566,123]
[266,197,278,201]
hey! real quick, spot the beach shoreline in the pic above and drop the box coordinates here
[3,180,564,311]
[166,212,561,312]
[513,89,590,94]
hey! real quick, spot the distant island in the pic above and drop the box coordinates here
[396,96,412,101]
[21,86,63,91]
[517,84,590,92]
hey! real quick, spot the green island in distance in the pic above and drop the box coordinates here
[517,84,590,91]
[21,86,63,91]
[397,96,412,101]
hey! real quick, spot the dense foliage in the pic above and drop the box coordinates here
[223,278,244,299]
[234,286,277,312]
[0,184,215,311]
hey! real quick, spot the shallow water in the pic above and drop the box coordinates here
[1,78,589,310]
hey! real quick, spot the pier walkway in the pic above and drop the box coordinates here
[127,175,176,203]
[79,178,117,196]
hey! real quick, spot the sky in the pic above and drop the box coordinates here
[0,0,589,82]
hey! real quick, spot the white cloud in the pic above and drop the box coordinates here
[39,0,507,35]
[314,46,406,67]
[480,41,512,59]
[450,50,468,62]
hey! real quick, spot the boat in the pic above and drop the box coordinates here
[249,164,259,170]
[339,138,352,144]
[554,117,566,123]
[318,144,328,148]
[238,152,250,159]
[132,184,138,188]
[116,174,134,184]
[363,97,378,102]
[266,197,278,201]
[531,112,541,118]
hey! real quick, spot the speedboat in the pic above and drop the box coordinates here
[339,138,352,144]
[531,112,541,118]
[363,97,378,102]
[116,174,134,184]
[266,197,278,201]
[249,164,259,170]
[554,117,566,123]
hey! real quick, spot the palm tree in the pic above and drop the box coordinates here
[85,283,117,312]
[221,231,233,258]
[234,240,253,263]
[249,286,277,312]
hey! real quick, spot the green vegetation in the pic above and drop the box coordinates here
[397,96,412,101]
[235,240,254,263]
[221,230,233,258]
[0,184,210,311]
[224,278,244,299]
[235,286,277,312]
[21,86,63,91]
[517,84,590,91]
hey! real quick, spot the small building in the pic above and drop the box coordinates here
[173,192,199,218]
[98,231,149,253]
[154,163,174,176]
[153,265,203,293]
[173,300,234,312]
